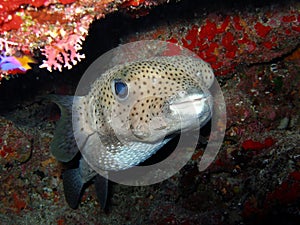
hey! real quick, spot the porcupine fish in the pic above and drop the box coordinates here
[49,55,215,209]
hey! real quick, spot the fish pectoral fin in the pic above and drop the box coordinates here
[94,173,109,210]
[46,95,80,162]
[62,168,84,209]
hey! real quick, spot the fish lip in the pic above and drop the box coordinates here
[168,93,212,120]
[169,93,210,108]
[171,96,205,106]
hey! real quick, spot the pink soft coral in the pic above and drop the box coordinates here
[39,34,86,72]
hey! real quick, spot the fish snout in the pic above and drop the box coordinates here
[168,92,213,131]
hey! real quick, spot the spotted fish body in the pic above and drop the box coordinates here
[49,55,214,209]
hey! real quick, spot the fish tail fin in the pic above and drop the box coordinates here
[62,168,84,209]
[94,173,109,210]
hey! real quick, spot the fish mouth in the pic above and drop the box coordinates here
[169,93,211,115]
[168,93,212,128]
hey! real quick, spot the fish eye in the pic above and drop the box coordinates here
[112,79,129,100]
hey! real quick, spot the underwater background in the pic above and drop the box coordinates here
[0,0,299,224]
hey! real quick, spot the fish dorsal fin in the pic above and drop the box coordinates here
[48,95,79,162]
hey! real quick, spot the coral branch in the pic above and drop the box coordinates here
[0,37,18,55]
[40,34,85,72]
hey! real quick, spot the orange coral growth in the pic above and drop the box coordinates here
[122,0,146,7]
[284,47,300,61]
[29,10,67,24]
[254,22,272,38]
[199,20,217,41]
[12,193,26,212]
[58,0,76,4]
[282,15,297,22]
[233,16,243,30]
[0,14,23,32]
[57,219,65,225]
